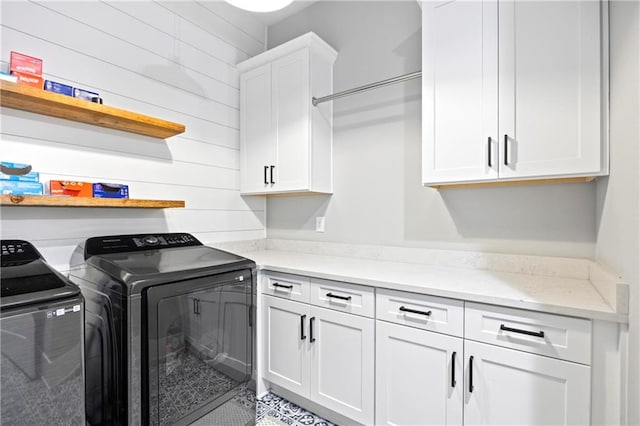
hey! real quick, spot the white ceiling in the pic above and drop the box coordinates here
[247,0,319,27]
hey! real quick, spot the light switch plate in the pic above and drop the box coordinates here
[315,216,325,232]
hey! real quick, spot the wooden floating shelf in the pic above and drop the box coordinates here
[0,195,185,209]
[0,81,185,138]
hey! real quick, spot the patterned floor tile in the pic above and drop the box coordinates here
[257,393,334,426]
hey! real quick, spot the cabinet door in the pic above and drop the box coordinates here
[272,48,311,191]
[309,306,374,425]
[376,321,463,426]
[422,0,498,185]
[240,63,276,194]
[499,1,603,178]
[262,295,310,396]
[464,340,590,425]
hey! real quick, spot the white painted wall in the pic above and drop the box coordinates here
[0,0,267,271]
[265,0,598,258]
[596,1,640,423]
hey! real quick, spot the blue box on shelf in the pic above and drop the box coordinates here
[93,183,129,199]
[73,87,100,102]
[44,80,74,97]
[0,161,39,182]
[0,181,43,196]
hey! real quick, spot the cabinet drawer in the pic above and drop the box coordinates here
[261,271,309,303]
[376,289,464,337]
[465,302,592,365]
[309,278,374,318]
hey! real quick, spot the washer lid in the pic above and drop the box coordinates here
[86,245,254,292]
[1,240,80,309]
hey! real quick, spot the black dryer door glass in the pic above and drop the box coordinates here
[144,269,252,426]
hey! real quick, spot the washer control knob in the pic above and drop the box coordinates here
[143,236,159,246]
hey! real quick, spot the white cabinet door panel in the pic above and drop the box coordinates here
[309,305,374,425]
[376,320,463,426]
[240,64,275,193]
[272,48,311,191]
[263,295,309,396]
[499,0,602,178]
[422,0,498,184]
[464,340,590,426]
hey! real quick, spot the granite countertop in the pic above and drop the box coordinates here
[234,247,627,323]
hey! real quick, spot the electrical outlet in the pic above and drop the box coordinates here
[315,217,325,233]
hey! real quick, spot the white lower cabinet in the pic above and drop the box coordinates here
[376,320,464,426]
[309,306,374,424]
[263,295,309,395]
[262,292,374,424]
[261,274,594,426]
[464,340,591,426]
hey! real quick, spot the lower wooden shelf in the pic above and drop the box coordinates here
[0,195,185,208]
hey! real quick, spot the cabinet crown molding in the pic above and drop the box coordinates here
[237,32,337,72]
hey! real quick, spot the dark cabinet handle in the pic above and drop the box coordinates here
[451,351,457,388]
[300,314,306,340]
[326,292,352,301]
[399,306,432,317]
[504,134,509,165]
[264,166,269,184]
[469,356,474,393]
[270,165,275,184]
[487,137,492,168]
[500,324,545,338]
[196,299,200,315]
[272,282,293,290]
[310,317,316,343]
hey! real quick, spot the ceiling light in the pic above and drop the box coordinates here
[225,0,294,13]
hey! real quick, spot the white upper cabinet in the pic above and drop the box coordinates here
[239,33,337,195]
[422,0,608,187]
[422,0,498,184]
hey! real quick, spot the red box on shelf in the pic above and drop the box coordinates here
[10,51,43,76]
[49,180,93,197]
[11,72,43,89]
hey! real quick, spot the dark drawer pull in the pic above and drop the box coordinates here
[326,292,351,302]
[451,351,457,388]
[469,356,474,393]
[500,324,545,338]
[300,314,306,340]
[310,317,316,343]
[399,306,432,317]
[272,282,293,290]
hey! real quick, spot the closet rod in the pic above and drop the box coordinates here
[312,70,421,106]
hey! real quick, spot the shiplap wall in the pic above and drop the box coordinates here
[0,0,267,271]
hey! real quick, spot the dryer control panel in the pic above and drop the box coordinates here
[1,240,42,266]
[84,233,202,258]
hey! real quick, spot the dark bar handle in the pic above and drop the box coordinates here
[326,292,352,302]
[487,137,492,168]
[469,355,474,393]
[451,351,457,388]
[310,317,316,343]
[273,282,293,290]
[193,298,197,315]
[399,306,432,317]
[270,165,275,184]
[300,314,307,340]
[503,134,509,165]
[264,166,269,184]
[500,324,545,338]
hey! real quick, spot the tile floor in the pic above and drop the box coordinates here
[190,383,256,426]
[256,392,335,426]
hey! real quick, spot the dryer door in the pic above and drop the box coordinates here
[0,297,85,425]
[143,269,252,426]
